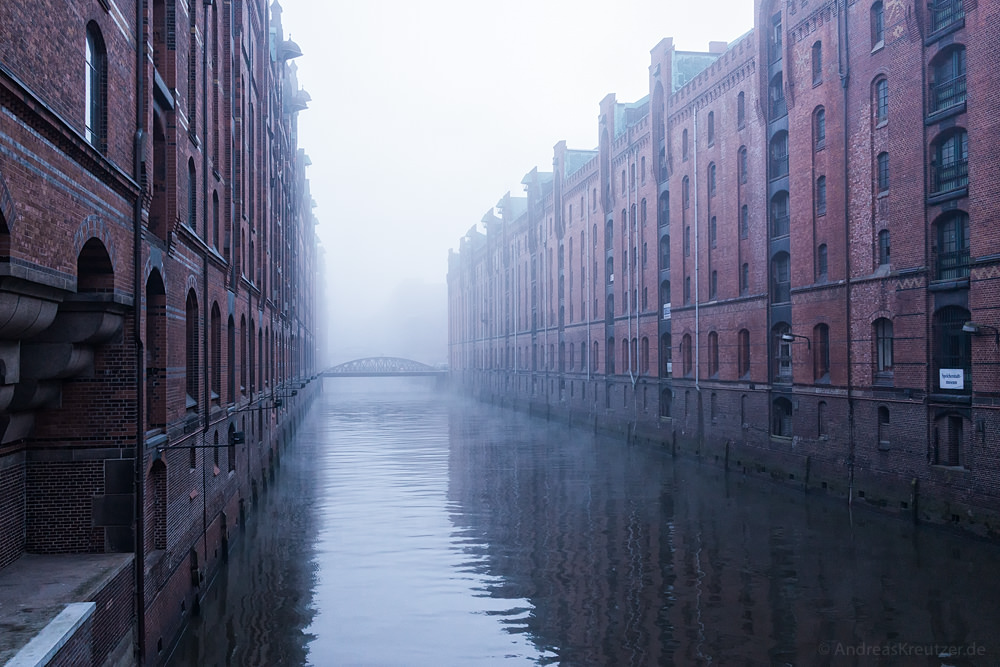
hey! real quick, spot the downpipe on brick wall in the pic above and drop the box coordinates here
[132,0,147,661]
[838,0,856,505]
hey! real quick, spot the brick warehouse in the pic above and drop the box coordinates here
[449,0,1000,540]
[0,0,321,664]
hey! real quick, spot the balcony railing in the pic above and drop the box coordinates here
[930,75,966,114]
[771,214,790,238]
[931,159,968,195]
[770,155,788,179]
[936,248,970,280]
[930,0,964,32]
[772,281,790,304]
[770,97,787,119]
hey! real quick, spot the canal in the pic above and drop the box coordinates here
[168,379,1000,666]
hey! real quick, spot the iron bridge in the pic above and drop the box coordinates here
[322,357,447,378]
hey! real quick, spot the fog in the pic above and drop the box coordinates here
[281,0,753,369]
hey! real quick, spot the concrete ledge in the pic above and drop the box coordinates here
[5,602,95,667]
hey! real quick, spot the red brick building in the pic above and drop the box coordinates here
[0,0,321,663]
[449,0,1000,538]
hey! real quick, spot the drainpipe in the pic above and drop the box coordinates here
[132,0,147,661]
[838,0,855,503]
[201,0,211,569]
[693,112,701,394]
[627,150,635,389]
[586,186,592,382]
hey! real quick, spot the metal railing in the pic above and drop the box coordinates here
[930,75,966,114]
[931,0,964,32]
[931,159,968,194]
[936,248,970,280]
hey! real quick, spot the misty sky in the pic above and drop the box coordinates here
[282,0,753,365]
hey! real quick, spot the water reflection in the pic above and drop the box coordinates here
[171,382,1000,666]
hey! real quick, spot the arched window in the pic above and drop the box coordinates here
[211,304,221,402]
[85,22,107,151]
[660,280,671,317]
[212,191,220,250]
[814,107,826,150]
[773,397,793,437]
[605,220,614,249]
[812,41,822,84]
[660,388,673,418]
[878,229,891,266]
[658,192,669,226]
[739,146,748,184]
[874,317,893,375]
[146,271,167,429]
[816,175,827,215]
[737,91,746,128]
[874,77,889,124]
[684,276,691,304]
[607,337,616,374]
[708,162,717,197]
[871,1,885,48]
[224,315,236,402]
[707,111,715,145]
[769,131,789,179]
[772,253,790,303]
[770,191,790,237]
[740,205,749,239]
[931,129,968,195]
[934,211,969,279]
[741,262,749,295]
[682,176,690,209]
[682,334,693,377]
[814,323,830,381]
[773,322,792,383]
[770,72,786,118]
[877,152,889,193]
[934,306,971,393]
[709,216,717,248]
[684,226,691,256]
[661,332,672,377]
[817,243,828,281]
[930,46,966,114]
[708,331,719,377]
[188,159,197,232]
[659,236,670,269]
[682,128,689,160]
[878,406,890,447]
[738,329,750,377]
[710,269,718,300]
[186,290,199,411]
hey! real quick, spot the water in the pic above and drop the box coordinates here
[169,379,1000,666]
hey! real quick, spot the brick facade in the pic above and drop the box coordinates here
[0,0,321,664]
[449,0,1000,539]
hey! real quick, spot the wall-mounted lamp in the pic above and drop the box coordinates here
[962,321,999,347]
[779,332,811,350]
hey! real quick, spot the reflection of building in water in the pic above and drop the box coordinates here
[447,412,1000,663]
[0,0,321,663]
[448,0,1000,540]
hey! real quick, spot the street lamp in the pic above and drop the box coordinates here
[962,321,999,347]
[780,332,811,350]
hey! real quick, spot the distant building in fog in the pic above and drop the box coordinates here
[0,0,321,663]
[449,0,1000,539]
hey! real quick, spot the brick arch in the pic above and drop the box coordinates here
[143,248,166,292]
[185,273,198,296]
[74,215,117,268]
